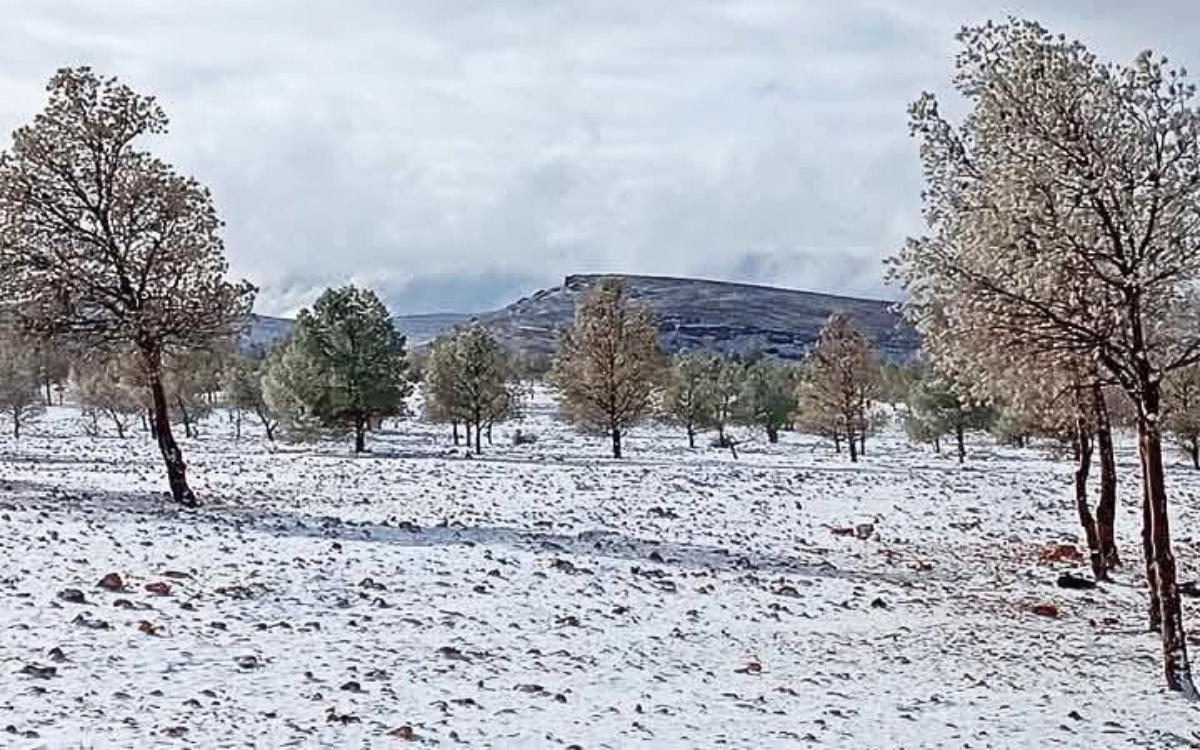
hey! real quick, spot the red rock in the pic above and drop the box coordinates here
[1031,602,1060,618]
[144,582,171,596]
[97,573,124,591]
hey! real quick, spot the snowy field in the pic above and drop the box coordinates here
[2,392,1200,749]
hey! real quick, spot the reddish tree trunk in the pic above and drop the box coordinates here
[611,425,622,459]
[1137,384,1195,696]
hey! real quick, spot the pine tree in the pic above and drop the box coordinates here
[904,374,995,463]
[274,285,411,453]
[552,277,665,458]
[740,358,798,444]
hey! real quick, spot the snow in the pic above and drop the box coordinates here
[2,392,1200,748]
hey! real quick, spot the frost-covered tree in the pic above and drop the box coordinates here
[740,358,798,444]
[798,314,881,462]
[552,277,665,458]
[0,68,255,506]
[272,286,410,453]
[888,20,1200,691]
[1164,365,1200,470]
[224,351,279,442]
[663,351,718,448]
[424,325,515,454]
[0,331,45,439]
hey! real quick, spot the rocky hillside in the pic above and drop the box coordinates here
[475,274,918,361]
[245,275,918,361]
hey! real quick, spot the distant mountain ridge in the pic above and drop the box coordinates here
[245,274,919,361]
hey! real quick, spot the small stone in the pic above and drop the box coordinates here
[97,573,124,591]
[389,725,415,740]
[144,582,171,596]
[1056,573,1096,590]
[19,664,57,679]
[57,589,86,604]
[236,655,261,670]
[1031,602,1060,618]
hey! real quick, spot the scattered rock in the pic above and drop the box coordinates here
[870,597,888,609]
[389,725,415,740]
[57,588,86,604]
[1056,573,1096,590]
[236,655,262,670]
[162,726,189,738]
[1031,602,1060,618]
[734,661,763,675]
[1180,581,1200,598]
[19,664,57,679]
[71,614,110,630]
[97,573,124,591]
[339,681,363,693]
[144,582,171,596]
[1039,544,1083,564]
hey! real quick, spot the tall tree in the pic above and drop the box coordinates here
[798,314,881,462]
[889,20,1200,692]
[277,285,410,453]
[0,67,254,505]
[552,277,665,458]
[663,351,718,448]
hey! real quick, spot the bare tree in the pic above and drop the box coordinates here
[0,68,254,506]
[552,277,665,458]
[890,20,1200,693]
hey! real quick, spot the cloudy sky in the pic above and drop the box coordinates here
[1,1,1194,315]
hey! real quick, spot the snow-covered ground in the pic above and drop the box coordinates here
[2,392,1200,749]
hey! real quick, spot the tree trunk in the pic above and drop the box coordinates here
[1137,385,1196,696]
[452,421,460,446]
[354,418,366,454]
[766,425,779,444]
[833,431,842,454]
[44,380,53,406]
[847,428,859,463]
[474,416,483,455]
[859,432,866,457]
[145,353,197,507]
[687,425,696,449]
[175,395,194,439]
[611,425,622,459]
[955,425,966,463]
[487,423,493,446]
[1072,422,1106,581]
[933,435,941,454]
[465,422,473,450]
[13,412,20,440]
[1092,386,1120,570]
[1139,479,1162,634]
[1191,436,1199,470]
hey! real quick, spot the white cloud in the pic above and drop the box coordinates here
[2,0,1197,313]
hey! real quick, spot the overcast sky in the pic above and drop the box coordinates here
[1,1,1195,315]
